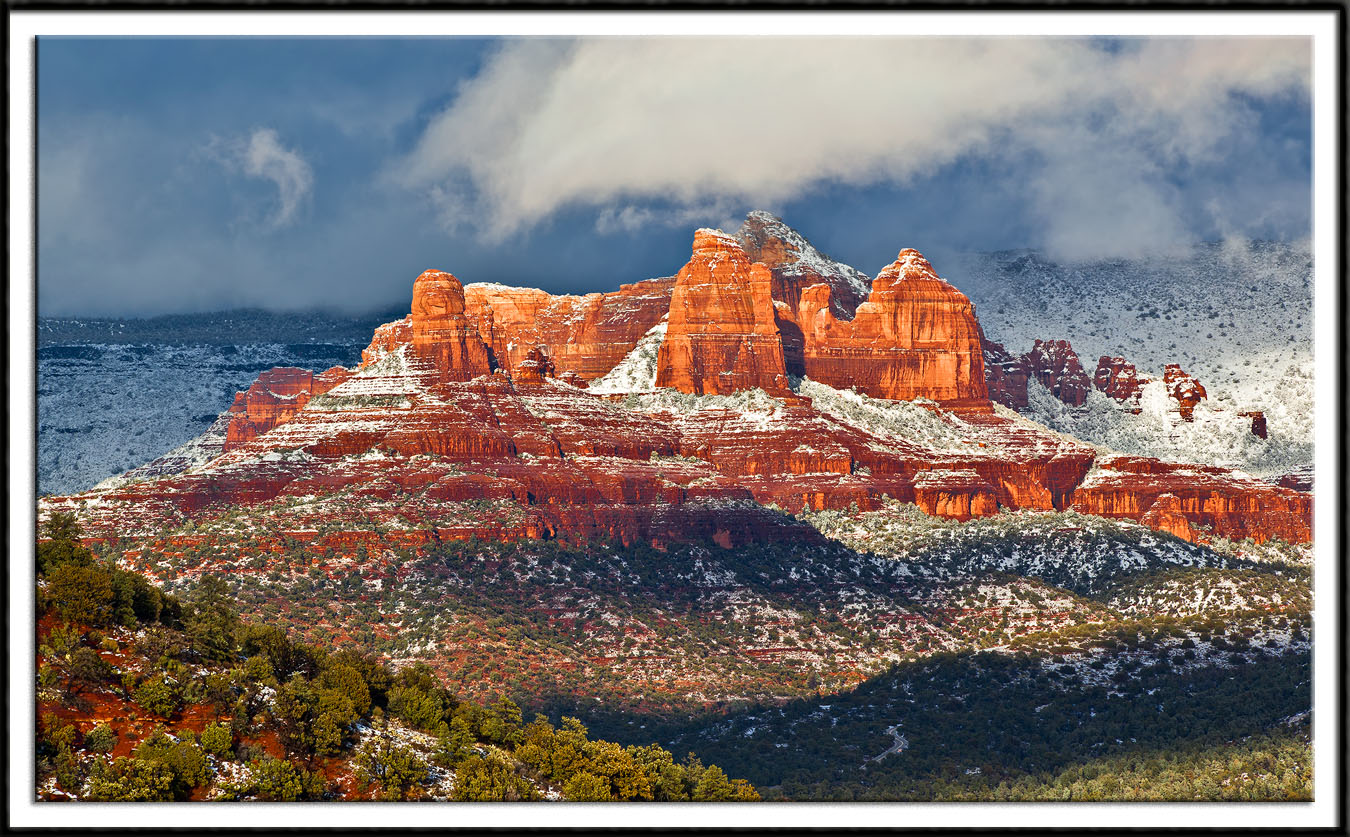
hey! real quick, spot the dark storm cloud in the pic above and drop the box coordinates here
[36,36,1311,318]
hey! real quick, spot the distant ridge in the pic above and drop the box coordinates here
[38,307,407,347]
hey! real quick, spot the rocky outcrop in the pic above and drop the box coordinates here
[1093,356,1147,413]
[1024,339,1091,407]
[223,366,352,451]
[795,249,990,409]
[733,211,870,320]
[980,329,1031,411]
[655,229,792,397]
[1239,410,1268,439]
[40,220,1314,553]
[406,270,495,383]
[511,347,556,387]
[462,277,675,381]
[1071,457,1310,544]
[1163,364,1207,421]
[912,469,999,520]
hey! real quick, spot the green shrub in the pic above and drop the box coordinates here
[133,675,182,718]
[249,756,321,801]
[355,738,428,801]
[68,646,114,692]
[200,723,233,758]
[452,753,537,801]
[86,756,175,801]
[84,724,118,755]
[563,771,613,801]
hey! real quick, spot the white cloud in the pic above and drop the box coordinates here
[210,128,313,229]
[392,37,1310,250]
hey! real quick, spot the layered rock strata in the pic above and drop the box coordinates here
[223,366,352,452]
[41,217,1312,552]
[795,249,990,409]
[406,269,495,383]
[1072,457,1310,543]
[655,229,792,397]
[462,276,676,381]
[1025,339,1092,407]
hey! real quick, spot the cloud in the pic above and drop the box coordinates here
[392,37,1310,252]
[209,128,313,229]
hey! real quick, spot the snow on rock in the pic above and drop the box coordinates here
[1022,377,1311,479]
[588,321,667,394]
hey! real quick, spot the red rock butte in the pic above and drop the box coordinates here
[656,229,793,397]
[795,248,990,409]
[39,214,1312,552]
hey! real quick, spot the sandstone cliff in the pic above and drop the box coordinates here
[655,229,792,397]
[1024,339,1091,407]
[41,219,1312,552]
[223,366,352,452]
[795,249,990,409]
[405,269,495,383]
[462,276,675,381]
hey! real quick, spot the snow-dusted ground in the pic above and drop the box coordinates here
[37,342,363,496]
[946,239,1314,448]
[1021,379,1312,478]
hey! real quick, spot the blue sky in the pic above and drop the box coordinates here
[37,36,1312,317]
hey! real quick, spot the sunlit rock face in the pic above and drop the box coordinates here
[1163,363,1208,422]
[1094,355,1148,413]
[655,229,793,397]
[462,276,676,382]
[222,366,352,452]
[1070,456,1311,544]
[407,269,495,383]
[795,249,990,409]
[40,219,1314,552]
[1024,339,1091,408]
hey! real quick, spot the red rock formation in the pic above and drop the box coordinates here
[1024,339,1091,407]
[223,366,352,451]
[795,249,990,409]
[980,329,1031,411]
[558,371,589,389]
[1274,470,1312,493]
[1238,410,1268,439]
[733,211,870,320]
[511,347,556,387]
[361,318,413,368]
[655,229,792,396]
[913,469,999,520]
[1163,364,1207,421]
[406,270,495,383]
[39,223,1313,553]
[1070,456,1310,544]
[1138,493,1201,542]
[462,277,675,381]
[1094,356,1147,413]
